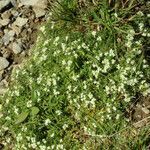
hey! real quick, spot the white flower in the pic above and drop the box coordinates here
[56,110,62,115]
[116,114,120,120]
[51,133,55,138]
[52,78,57,86]
[45,119,51,126]
[61,43,66,51]
[91,31,96,37]
[109,49,115,57]
[113,106,116,111]
[67,60,72,66]
[27,100,32,108]
[39,145,46,150]
[62,124,68,130]
[65,36,69,41]
[139,23,144,31]
[40,26,45,32]
[14,106,19,114]
[106,107,111,113]
[114,13,118,18]
[97,36,102,41]
[137,11,144,16]
[51,145,55,149]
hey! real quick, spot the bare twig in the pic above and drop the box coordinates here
[133,116,150,128]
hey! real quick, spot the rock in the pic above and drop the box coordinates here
[12,42,23,54]
[0,70,4,81]
[0,0,12,13]
[13,17,28,27]
[8,30,15,37]
[0,57,9,70]
[10,24,21,35]
[2,30,15,45]
[0,18,10,26]
[2,33,10,45]
[20,0,47,18]
[20,0,41,6]
[2,48,11,58]
[0,30,3,37]
[10,0,18,7]
[141,107,150,114]
[11,9,19,16]
[1,10,12,19]
[33,7,46,18]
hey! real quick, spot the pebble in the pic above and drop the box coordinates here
[33,7,46,18]
[0,18,10,26]
[12,42,23,54]
[13,17,28,27]
[141,107,150,114]
[2,30,15,45]
[0,57,9,71]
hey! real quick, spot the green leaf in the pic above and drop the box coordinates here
[31,107,40,116]
[16,111,29,124]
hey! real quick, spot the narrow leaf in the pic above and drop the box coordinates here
[16,111,29,124]
[31,107,40,116]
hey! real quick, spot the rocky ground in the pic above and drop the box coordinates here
[0,0,48,94]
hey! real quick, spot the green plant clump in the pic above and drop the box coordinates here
[0,0,150,149]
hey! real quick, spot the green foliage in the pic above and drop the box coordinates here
[16,111,29,124]
[0,0,150,149]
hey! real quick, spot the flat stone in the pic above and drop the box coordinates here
[0,57,9,70]
[0,70,4,81]
[10,24,21,35]
[2,49,11,59]
[1,10,12,19]
[141,107,150,114]
[2,33,10,45]
[12,42,23,54]
[20,0,41,6]
[20,0,47,17]
[13,17,28,27]
[0,18,10,26]
[33,7,46,18]
[8,30,15,37]
[2,30,15,45]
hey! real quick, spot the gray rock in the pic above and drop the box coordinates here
[1,10,12,19]
[0,57,9,70]
[13,17,28,27]
[10,24,21,35]
[142,107,150,114]
[12,42,23,54]
[33,7,46,18]
[10,0,18,7]
[2,33,10,45]
[20,0,40,6]
[8,30,15,37]
[20,0,47,18]
[0,18,10,26]
[0,0,11,12]
[0,70,4,81]
[2,30,15,45]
